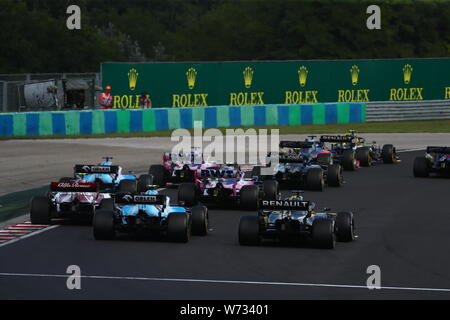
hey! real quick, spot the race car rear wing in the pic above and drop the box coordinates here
[260,200,310,210]
[74,165,119,174]
[320,135,354,143]
[426,146,450,154]
[115,193,166,205]
[50,182,98,192]
[279,141,314,149]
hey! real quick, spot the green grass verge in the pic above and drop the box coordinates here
[1,119,450,140]
[0,186,48,223]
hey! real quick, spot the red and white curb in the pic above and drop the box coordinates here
[0,221,59,247]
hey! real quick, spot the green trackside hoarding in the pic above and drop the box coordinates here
[101,58,450,109]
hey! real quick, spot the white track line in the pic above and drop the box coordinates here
[0,225,59,248]
[0,272,449,293]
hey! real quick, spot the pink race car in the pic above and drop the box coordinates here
[177,166,279,211]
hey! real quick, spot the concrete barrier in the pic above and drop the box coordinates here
[0,103,366,137]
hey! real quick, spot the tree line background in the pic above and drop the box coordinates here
[0,0,449,73]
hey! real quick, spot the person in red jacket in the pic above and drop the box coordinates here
[99,86,113,109]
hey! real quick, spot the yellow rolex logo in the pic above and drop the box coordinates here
[128,68,139,91]
[403,64,413,84]
[350,65,360,86]
[243,67,254,89]
[298,66,308,87]
[186,68,197,90]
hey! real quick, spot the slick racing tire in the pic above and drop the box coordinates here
[238,216,261,246]
[413,157,429,177]
[191,205,209,236]
[342,150,357,171]
[356,147,372,167]
[137,174,154,192]
[317,153,332,165]
[93,210,115,240]
[262,180,279,200]
[327,164,343,187]
[30,196,51,225]
[381,144,396,164]
[99,198,114,211]
[240,185,260,211]
[306,168,324,191]
[178,183,198,206]
[336,211,355,242]
[251,166,261,178]
[118,179,138,193]
[167,212,191,243]
[149,165,167,187]
[312,219,336,249]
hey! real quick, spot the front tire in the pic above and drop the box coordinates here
[30,196,51,225]
[191,205,209,236]
[381,144,396,164]
[238,216,261,246]
[93,210,115,240]
[137,174,154,192]
[149,165,167,187]
[413,157,429,177]
[312,219,336,249]
[167,212,190,243]
[336,212,355,242]
[118,179,137,193]
[342,150,357,171]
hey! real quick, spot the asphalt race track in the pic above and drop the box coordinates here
[1,150,450,300]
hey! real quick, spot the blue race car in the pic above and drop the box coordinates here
[238,192,356,249]
[414,146,450,178]
[93,188,209,242]
[62,157,153,194]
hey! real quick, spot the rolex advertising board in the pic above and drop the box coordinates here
[101,58,450,108]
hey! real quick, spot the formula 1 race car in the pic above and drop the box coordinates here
[413,146,450,178]
[30,181,112,224]
[320,131,399,169]
[61,157,154,194]
[177,166,279,211]
[93,190,208,242]
[238,192,356,249]
[271,141,343,191]
[149,151,219,187]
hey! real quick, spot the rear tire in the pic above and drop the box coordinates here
[30,196,51,225]
[93,210,115,240]
[336,212,355,242]
[356,147,372,167]
[167,212,190,243]
[178,183,198,206]
[306,168,324,191]
[137,174,154,192]
[262,180,279,200]
[118,179,137,193]
[239,216,261,246]
[327,164,343,187]
[413,157,429,177]
[342,150,357,171]
[381,144,396,164]
[312,219,336,249]
[191,205,208,236]
[240,185,259,211]
[149,165,167,187]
